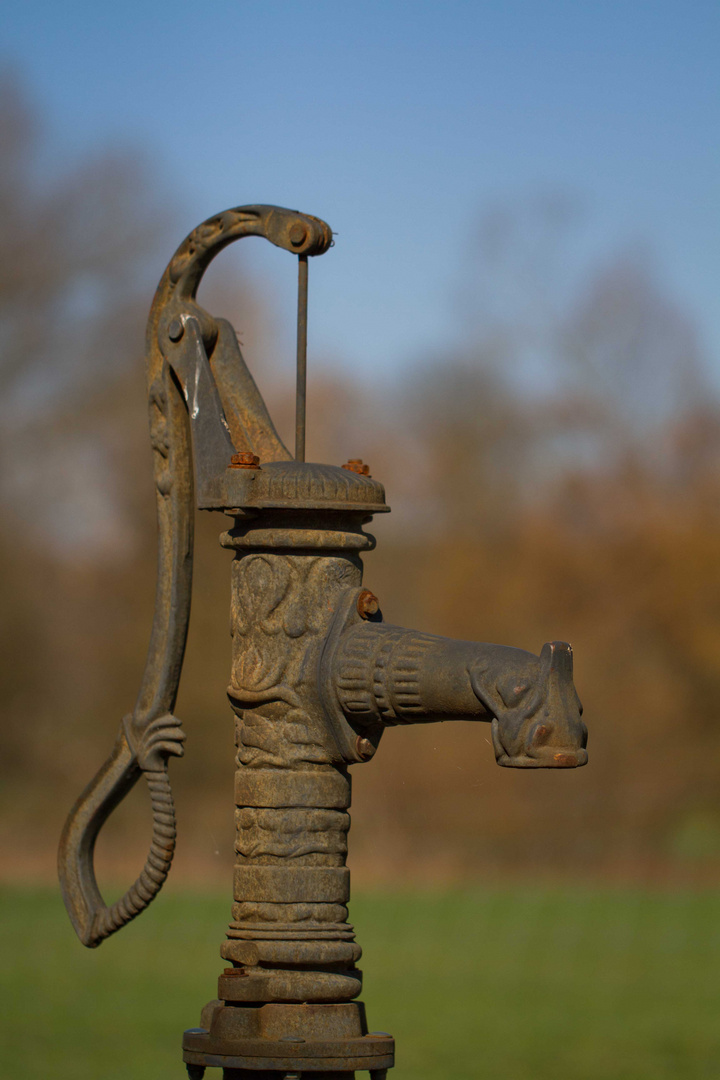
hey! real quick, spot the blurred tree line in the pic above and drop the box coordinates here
[2,73,720,887]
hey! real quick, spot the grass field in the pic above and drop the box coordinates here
[1,886,719,1079]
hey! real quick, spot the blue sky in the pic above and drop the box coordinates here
[3,0,718,383]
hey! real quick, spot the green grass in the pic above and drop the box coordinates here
[1,886,719,1079]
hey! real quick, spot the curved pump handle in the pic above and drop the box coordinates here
[59,205,333,946]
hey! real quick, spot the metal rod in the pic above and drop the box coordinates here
[295,255,308,462]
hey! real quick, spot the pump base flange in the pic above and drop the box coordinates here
[182,1030,394,1074]
[183,1001,393,1075]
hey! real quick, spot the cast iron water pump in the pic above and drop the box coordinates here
[59,205,588,1080]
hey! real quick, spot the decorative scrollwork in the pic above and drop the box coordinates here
[230,553,361,769]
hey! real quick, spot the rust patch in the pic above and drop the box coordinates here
[357,589,379,619]
[342,458,371,476]
[229,452,261,469]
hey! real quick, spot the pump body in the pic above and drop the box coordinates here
[58,205,587,1080]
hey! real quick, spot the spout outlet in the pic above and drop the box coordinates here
[478,641,587,768]
[326,622,587,769]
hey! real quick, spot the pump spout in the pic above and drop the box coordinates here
[325,620,587,768]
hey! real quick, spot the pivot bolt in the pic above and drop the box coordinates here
[229,452,261,469]
[342,458,371,476]
[168,317,184,342]
[289,222,307,247]
[356,736,376,761]
[357,589,379,619]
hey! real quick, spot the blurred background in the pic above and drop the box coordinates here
[1,2,719,1077]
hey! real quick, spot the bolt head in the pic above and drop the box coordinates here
[229,451,261,469]
[356,736,376,761]
[289,222,308,247]
[357,589,379,619]
[168,317,184,341]
[342,459,371,476]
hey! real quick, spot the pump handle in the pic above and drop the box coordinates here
[58,206,332,946]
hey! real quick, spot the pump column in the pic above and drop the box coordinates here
[218,510,371,1004]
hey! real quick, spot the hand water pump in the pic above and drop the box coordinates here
[59,204,588,1080]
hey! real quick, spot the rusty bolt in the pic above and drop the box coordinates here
[289,222,307,247]
[357,589,379,619]
[342,458,371,476]
[168,317,184,342]
[355,736,376,761]
[229,452,261,469]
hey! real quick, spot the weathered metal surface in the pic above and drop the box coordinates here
[58,203,589,1078]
